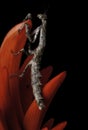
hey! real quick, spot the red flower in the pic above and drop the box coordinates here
[0,19,67,130]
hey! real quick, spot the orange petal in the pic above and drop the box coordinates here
[0,19,32,74]
[0,19,32,119]
[42,118,54,130]
[0,67,10,110]
[9,74,24,126]
[19,65,53,113]
[23,71,66,130]
[0,67,22,130]
[0,20,32,124]
[52,121,67,130]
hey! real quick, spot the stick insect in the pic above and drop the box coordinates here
[12,13,47,110]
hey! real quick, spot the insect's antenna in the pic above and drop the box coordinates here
[43,4,50,15]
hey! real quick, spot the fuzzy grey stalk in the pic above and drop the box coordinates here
[12,13,47,110]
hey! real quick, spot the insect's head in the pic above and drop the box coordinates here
[24,13,32,21]
[37,13,47,20]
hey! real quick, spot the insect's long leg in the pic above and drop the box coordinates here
[10,49,31,78]
[31,26,41,43]
[19,62,31,77]
[19,47,34,78]
[10,62,30,78]
[25,23,40,43]
[37,14,47,49]
[25,23,32,43]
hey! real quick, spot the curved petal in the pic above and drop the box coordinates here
[0,19,32,73]
[9,75,24,126]
[23,71,67,130]
[0,67,22,130]
[0,67,10,111]
[51,121,67,130]
[0,20,32,125]
[42,118,54,130]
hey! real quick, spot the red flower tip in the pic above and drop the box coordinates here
[42,118,54,129]
[52,121,67,130]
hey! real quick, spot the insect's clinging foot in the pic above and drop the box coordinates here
[37,99,45,110]
[11,48,25,56]
[11,50,20,56]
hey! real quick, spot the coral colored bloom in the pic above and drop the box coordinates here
[0,20,67,130]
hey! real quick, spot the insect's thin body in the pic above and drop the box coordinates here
[13,13,47,110]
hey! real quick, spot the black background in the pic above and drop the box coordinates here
[0,0,86,129]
